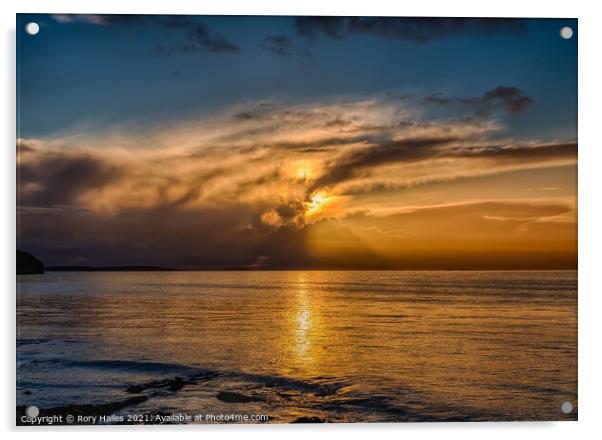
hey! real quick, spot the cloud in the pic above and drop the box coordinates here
[309,136,459,192]
[51,14,240,54]
[18,152,124,208]
[450,142,576,162]
[260,200,306,228]
[17,94,576,268]
[334,142,576,197]
[259,34,294,56]
[17,197,576,269]
[156,22,240,54]
[51,14,165,26]
[18,203,301,268]
[482,87,533,113]
[425,86,533,116]
[18,94,573,213]
[294,17,528,42]
[258,33,311,58]
[51,14,123,25]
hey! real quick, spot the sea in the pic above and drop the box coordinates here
[16,270,577,423]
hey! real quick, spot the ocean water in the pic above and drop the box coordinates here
[16,270,577,423]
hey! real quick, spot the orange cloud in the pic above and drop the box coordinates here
[17,97,577,269]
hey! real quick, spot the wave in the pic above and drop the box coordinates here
[25,358,200,375]
[17,356,491,422]
[17,338,51,346]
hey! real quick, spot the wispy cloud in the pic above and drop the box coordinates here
[259,33,310,58]
[18,92,574,216]
[17,92,576,268]
[51,14,240,54]
[155,22,240,54]
[425,86,533,116]
[294,17,528,42]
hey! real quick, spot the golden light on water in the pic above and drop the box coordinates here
[287,272,314,360]
[17,270,578,421]
[294,289,311,357]
[285,272,328,377]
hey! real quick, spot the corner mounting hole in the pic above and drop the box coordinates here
[561,401,573,414]
[25,22,39,35]
[560,27,573,40]
[25,405,39,417]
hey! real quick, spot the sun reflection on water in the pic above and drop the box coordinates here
[293,273,312,358]
[285,272,330,379]
[16,271,578,421]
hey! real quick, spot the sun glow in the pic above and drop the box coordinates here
[296,168,309,180]
[293,161,314,182]
[305,192,332,217]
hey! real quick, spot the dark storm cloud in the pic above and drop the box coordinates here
[310,136,459,192]
[294,17,528,42]
[425,86,533,116]
[160,167,228,208]
[227,170,285,200]
[18,153,123,208]
[311,139,576,193]
[17,202,309,269]
[52,14,240,54]
[16,196,576,270]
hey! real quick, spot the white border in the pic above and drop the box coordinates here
[3,1,601,439]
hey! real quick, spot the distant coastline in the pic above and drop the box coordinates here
[44,266,178,272]
[17,249,576,273]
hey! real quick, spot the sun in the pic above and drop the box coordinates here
[296,167,309,180]
[294,163,313,182]
[289,159,317,183]
[305,192,331,216]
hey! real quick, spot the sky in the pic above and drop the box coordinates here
[16,15,577,269]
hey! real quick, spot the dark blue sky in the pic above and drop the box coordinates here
[17,15,576,141]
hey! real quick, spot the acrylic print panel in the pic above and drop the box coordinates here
[16,14,577,425]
